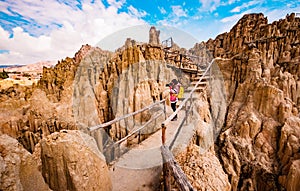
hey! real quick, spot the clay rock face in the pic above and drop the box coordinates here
[73,48,112,129]
[108,60,178,143]
[278,116,300,191]
[72,48,113,151]
[37,130,112,191]
[206,13,300,191]
[72,38,179,150]
[149,26,160,45]
[0,134,50,191]
[0,45,95,154]
[0,81,78,153]
[283,159,300,191]
[39,44,93,103]
[176,144,231,191]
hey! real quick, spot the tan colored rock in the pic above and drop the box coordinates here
[176,144,231,191]
[37,130,112,191]
[149,26,160,45]
[0,45,94,153]
[2,15,299,191]
[285,159,300,191]
[212,13,300,191]
[278,117,300,173]
[0,134,50,191]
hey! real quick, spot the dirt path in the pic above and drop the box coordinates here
[109,105,197,191]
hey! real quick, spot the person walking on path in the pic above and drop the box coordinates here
[169,79,180,121]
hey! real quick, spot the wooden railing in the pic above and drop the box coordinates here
[162,36,211,74]
[162,37,173,49]
[89,99,166,131]
[164,49,209,75]
[89,99,167,163]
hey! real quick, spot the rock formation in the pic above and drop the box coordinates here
[176,145,231,191]
[199,13,300,191]
[0,134,50,191]
[35,130,112,191]
[0,45,94,153]
[149,26,160,45]
[0,26,187,189]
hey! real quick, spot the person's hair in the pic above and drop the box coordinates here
[171,79,178,85]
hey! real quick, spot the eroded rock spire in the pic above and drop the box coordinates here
[149,26,160,45]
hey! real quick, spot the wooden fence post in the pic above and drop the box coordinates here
[162,124,166,145]
[161,124,170,190]
[163,161,171,191]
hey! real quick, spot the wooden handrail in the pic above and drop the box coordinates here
[161,145,195,191]
[89,99,166,131]
[161,58,218,191]
[162,58,216,128]
[114,110,164,145]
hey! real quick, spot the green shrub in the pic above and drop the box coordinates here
[0,70,9,79]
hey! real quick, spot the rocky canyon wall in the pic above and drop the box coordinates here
[198,13,300,191]
[0,44,94,153]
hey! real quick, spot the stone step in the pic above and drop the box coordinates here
[190,81,208,86]
[185,86,206,92]
[191,75,211,81]
[196,72,209,75]
[181,68,198,74]
[196,73,223,78]
[197,68,206,72]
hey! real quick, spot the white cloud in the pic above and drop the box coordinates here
[107,0,126,9]
[0,0,146,65]
[230,0,260,13]
[171,5,187,17]
[128,5,147,18]
[156,5,188,28]
[199,0,220,12]
[193,15,203,20]
[158,6,167,14]
[220,12,248,23]
[228,0,238,5]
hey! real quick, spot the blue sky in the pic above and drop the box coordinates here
[0,0,299,65]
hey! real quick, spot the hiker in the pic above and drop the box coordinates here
[169,79,180,121]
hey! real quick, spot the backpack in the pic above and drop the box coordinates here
[170,86,178,102]
[177,85,184,99]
